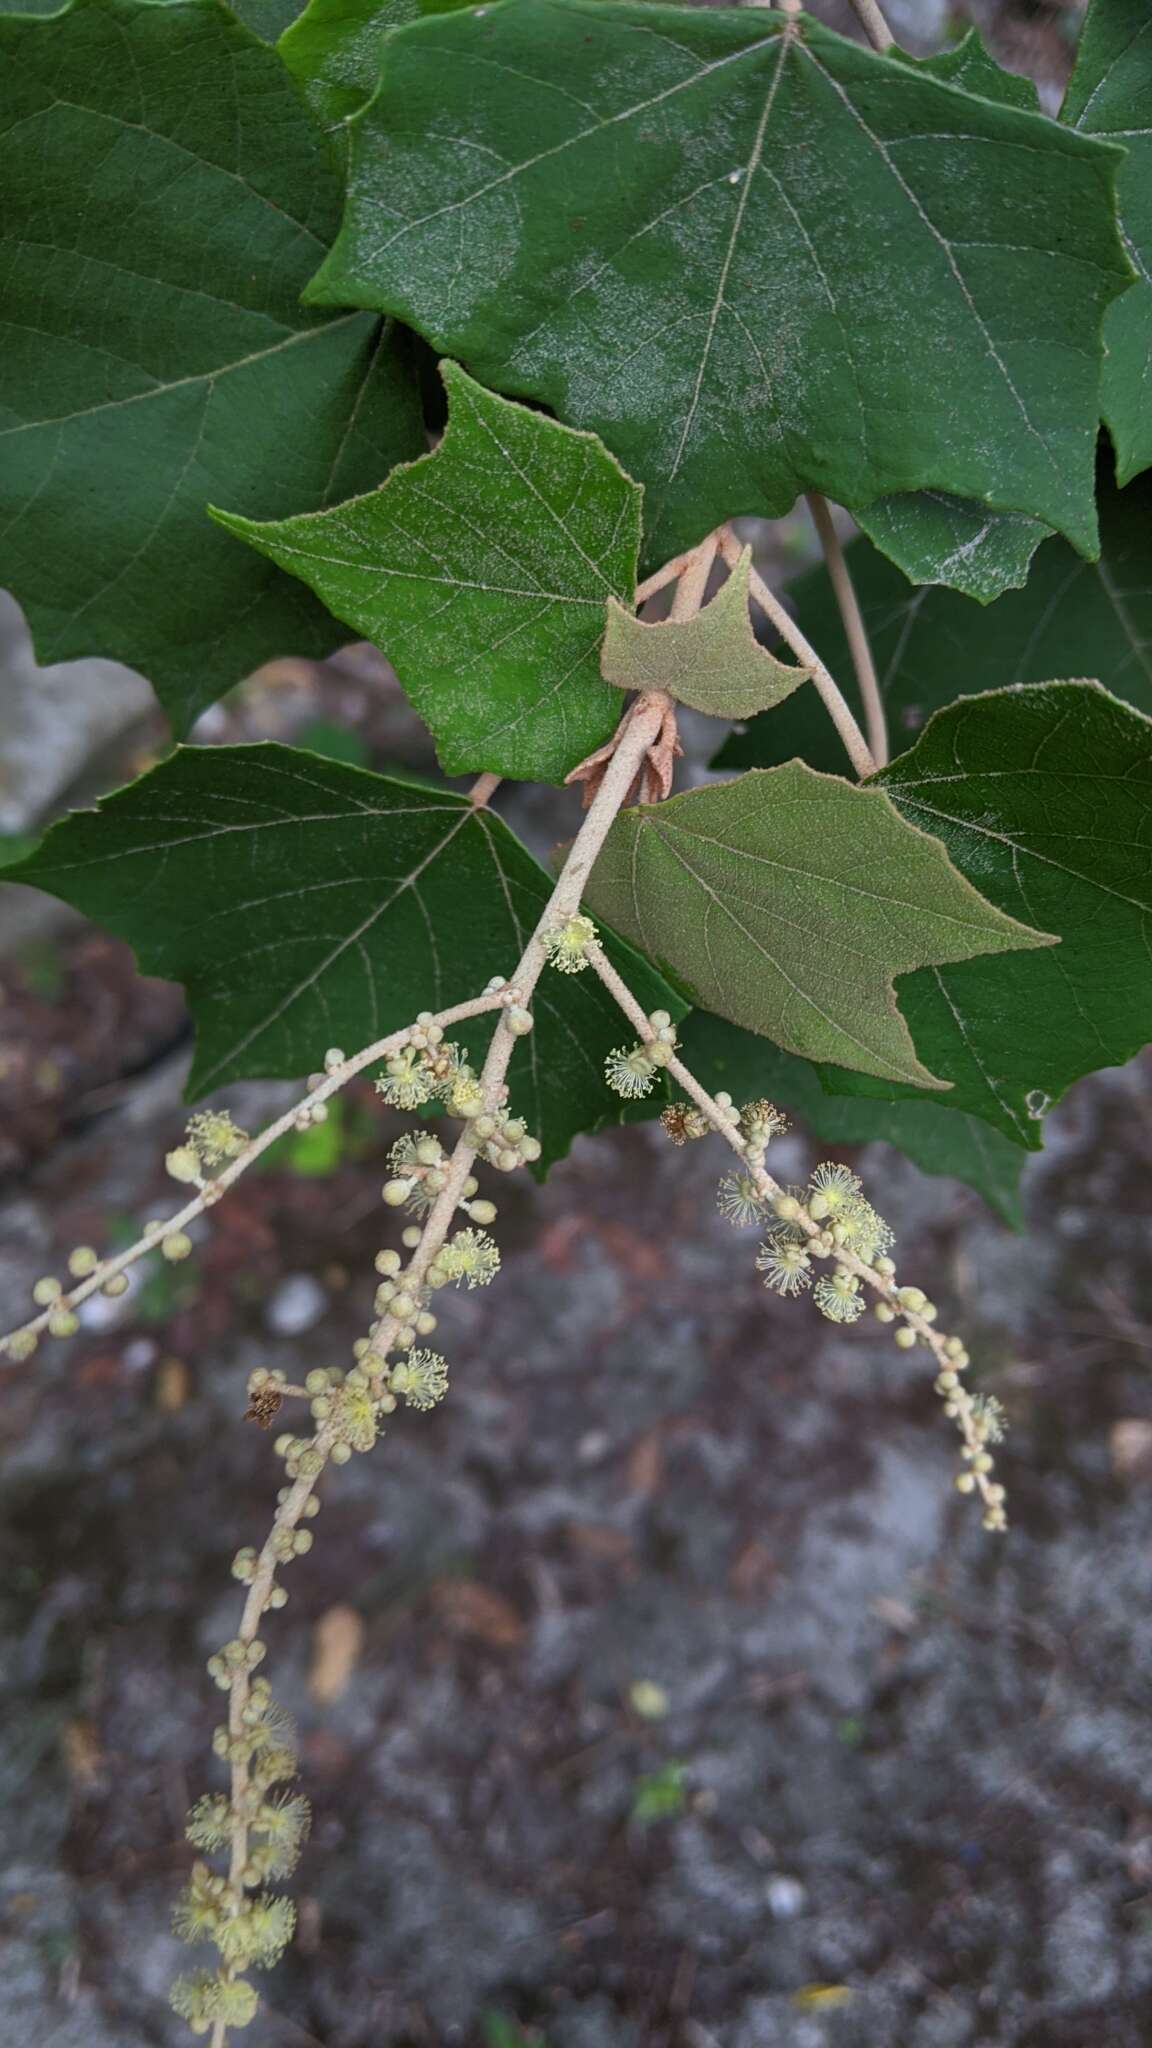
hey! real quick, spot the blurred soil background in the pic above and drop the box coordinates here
[5,5,1152,2046]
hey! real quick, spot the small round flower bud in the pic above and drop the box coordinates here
[48,1309,79,1338]
[874,1256,896,1278]
[402,1226,422,1249]
[161,1232,193,1262]
[383,1178,414,1206]
[269,1586,289,1610]
[166,1146,201,1185]
[311,1102,329,1124]
[894,1325,917,1350]
[898,1286,926,1313]
[773,1196,800,1221]
[808,1193,830,1221]
[391,1292,416,1321]
[67,1247,98,1279]
[305,1369,328,1395]
[324,1048,345,1073]
[32,1276,62,1306]
[520,1137,542,1163]
[330,1439,353,1465]
[485,976,507,993]
[472,1115,497,1141]
[648,1041,672,1068]
[467,1199,497,1226]
[920,1301,938,1323]
[955,1472,976,1494]
[715,1092,733,1110]
[6,1330,37,1360]
[495,1148,520,1172]
[874,1302,895,1324]
[292,1529,313,1555]
[507,1007,534,1036]
[943,1336,965,1359]
[973,1452,993,1474]
[416,1311,437,1335]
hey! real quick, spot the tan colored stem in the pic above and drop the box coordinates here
[716,526,877,779]
[806,490,888,767]
[469,771,501,807]
[583,940,1001,1522]
[0,995,505,1360]
[848,0,895,52]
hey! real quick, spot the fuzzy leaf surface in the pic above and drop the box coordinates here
[853,492,1049,605]
[279,0,420,128]
[602,550,808,719]
[309,0,1129,566]
[826,683,1152,1146]
[677,1010,1025,1227]
[840,30,1050,605]
[1063,0,1152,482]
[216,364,640,783]
[6,746,682,1168]
[719,471,1152,776]
[0,0,425,736]
[584,765,1051,1089]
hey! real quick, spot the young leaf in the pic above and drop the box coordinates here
[5,746,682,1170]
[215,363,642,783]
[308,0,1130,566]
[0,0,426,739]
[601,549,809,720]
[827,682,1152,1147]
[1063,0,1152,483]
[852,492,1049,605]
[719,469,1152,776]
[279,0,420,130]
[676,1010,1026,1228]
[584,764,1052,1090]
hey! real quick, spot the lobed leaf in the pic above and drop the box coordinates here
[308,0,1131,566]
[216,363,642,783]
[0,0,426,736]
[5,746,683,1170]
[584,763,1052,1089]
[827,681,1152,1147]
[279,0,420,130]
[601,549,809,720]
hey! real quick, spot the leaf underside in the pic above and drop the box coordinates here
[601,549,809,719]
[585,762,1052,1090]
[826,681,1152,1147]
[0,0,426,736]
[309,0,1129,566]
[6,746,683,1170]
[215,363,642,784]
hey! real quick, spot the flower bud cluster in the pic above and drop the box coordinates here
[173,1676,308,2034]
[604,1010,679,1099]
[467,1107,541,1171]
[542,913,598,973]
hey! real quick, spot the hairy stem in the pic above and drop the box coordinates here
[848,0,896,54]
[806,490,888,767]
[0,996,506,1359]
[716,526,877,778]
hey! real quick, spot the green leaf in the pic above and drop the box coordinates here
[232,0,305,40]
[914,27,1040,113]
[308,0,1130,567]
[6,744,682,1168]
[583,764,1051,1090]
[827,681,1152,1147]
[279,0,420,130]
[601,549,808,719]
[216,363,642,783]
[676,1010,1025,1227]
[0,0,426,738]
[838,41,1050,608]
[852,492,1049,605]
[1063,0,1152,483]
[718,469,1152,776]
